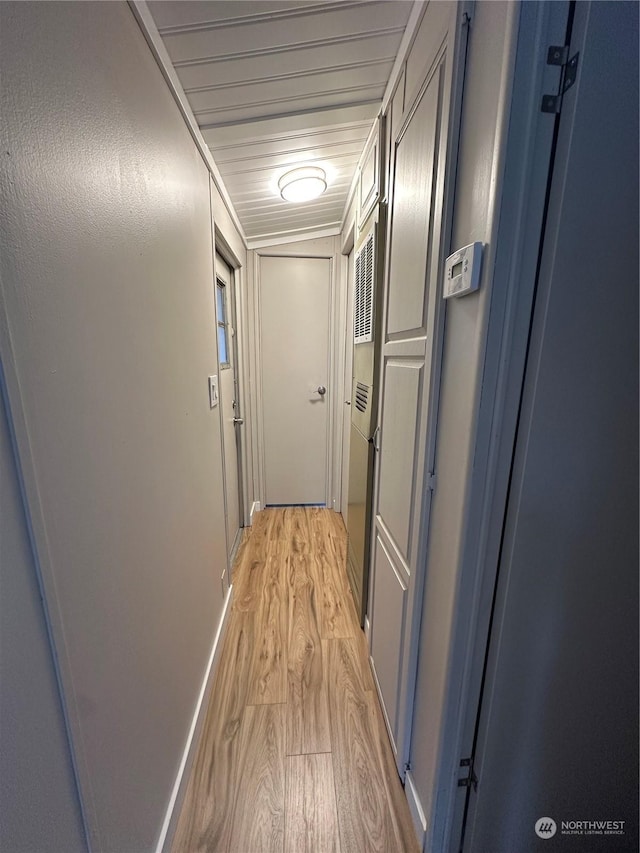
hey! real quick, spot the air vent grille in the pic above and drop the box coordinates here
[355,381,369,413]
[354,229,375,343]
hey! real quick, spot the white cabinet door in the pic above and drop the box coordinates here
[369,4,458,773]
[260,255,331,506]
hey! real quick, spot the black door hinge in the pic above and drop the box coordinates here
[541,45,580,114]
[458,757,478,792]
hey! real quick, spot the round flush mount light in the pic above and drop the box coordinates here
[278,166,327,203]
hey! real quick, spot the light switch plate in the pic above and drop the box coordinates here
[208,375,218,408]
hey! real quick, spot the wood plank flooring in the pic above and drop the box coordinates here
[172,507,418,853]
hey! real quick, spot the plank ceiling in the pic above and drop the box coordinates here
[145,1,414,245]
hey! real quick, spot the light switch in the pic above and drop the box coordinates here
[208,375,218,408]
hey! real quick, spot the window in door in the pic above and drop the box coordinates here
[216,279,230,369]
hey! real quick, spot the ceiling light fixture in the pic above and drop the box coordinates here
[278,166,327,203]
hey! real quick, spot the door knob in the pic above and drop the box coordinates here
[233,416,244,425]
[317,386,326,396]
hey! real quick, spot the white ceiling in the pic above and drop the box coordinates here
[145,1,414,245]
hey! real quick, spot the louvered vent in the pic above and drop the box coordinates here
[355,382,369,413]
[354,229,375,343]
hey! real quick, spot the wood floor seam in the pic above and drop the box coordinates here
[171,507,419,853]
[284,748,333,757]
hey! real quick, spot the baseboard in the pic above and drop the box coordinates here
[229,527,243,567]
[370,657,397,757]
[249,500,261,525]
[155,584,234,853]
[405,770,427,851]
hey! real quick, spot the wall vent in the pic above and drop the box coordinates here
[354,228,375,343]
[355,381,369,413]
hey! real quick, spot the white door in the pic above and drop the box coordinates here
[260,255,331,506]
[368,5,458,773]
[215,252,243,566]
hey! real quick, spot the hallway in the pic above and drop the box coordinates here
[3,3,637,851]
[172,508,418,853]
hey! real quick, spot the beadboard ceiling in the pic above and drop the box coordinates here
[145,0,414,246]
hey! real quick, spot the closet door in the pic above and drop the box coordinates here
[368,3,459,773]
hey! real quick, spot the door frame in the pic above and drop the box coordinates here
[213,248,245,573]
[250,241,341,510]
[214,224,251,534]
[338,222,356,518]
[418,3,573,850]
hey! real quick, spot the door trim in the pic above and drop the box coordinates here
[214,252,242,580]
[337,232,355,515]
[251,242,341,510]
[215,222,251,529]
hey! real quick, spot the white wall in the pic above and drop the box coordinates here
[407,0,515,831]
[0,2,242,849]
[464,2,639,846]
[0,387,87,852]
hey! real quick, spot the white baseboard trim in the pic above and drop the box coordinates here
[405,770,427,851]
[155,584,234,853]
[229,527,243,567]
[370,658,396,756]
[249,501,261,524]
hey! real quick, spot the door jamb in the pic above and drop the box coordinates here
[214,230,253,527]
[214,257,244,557]
[337,220,356,516]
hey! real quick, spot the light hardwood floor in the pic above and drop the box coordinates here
[172,507,419,853]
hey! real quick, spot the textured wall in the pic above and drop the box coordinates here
[409,0,513,824]
[0,385,87,852]
[0,2,232,849]
[465,2,639,848]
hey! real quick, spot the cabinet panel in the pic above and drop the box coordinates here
[377,359,423,562]
[404,0,450,113]
[370,533,407,742]
[386,77,439,335]
[357,117,385,230]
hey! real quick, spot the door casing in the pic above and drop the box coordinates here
[214,251,244,574]
[339,230,355,521]
[256,252,334,507]
[251,240,343,511]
